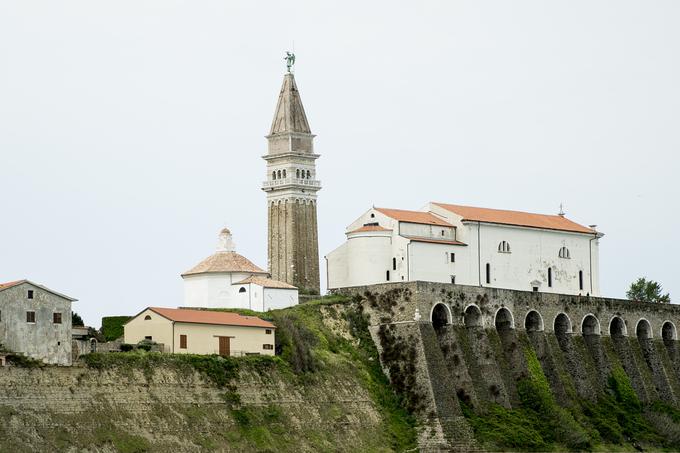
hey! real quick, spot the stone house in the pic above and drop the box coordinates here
[327,203,603,296]
[182,228,298,311]
[0,280,75,365]
[123,307,276,356]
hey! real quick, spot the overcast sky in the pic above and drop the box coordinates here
[1,1,678,326]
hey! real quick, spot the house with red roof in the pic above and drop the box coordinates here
[123,307,276,356]
[326,203,604,296]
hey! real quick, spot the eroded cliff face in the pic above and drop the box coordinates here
[0,300,417,453]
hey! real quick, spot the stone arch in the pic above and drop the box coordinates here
[464,304,483,328]
[431,303,451,329]
[636,318,652,340]
[581,314,601,336]
[609,316,627,337]
[494,307,514,331]
[662,321,677,341]
[554,313,572,335]
[525,310,544,332]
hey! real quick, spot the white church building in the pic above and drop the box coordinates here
[326,203,604,296]
[182,228,299,311]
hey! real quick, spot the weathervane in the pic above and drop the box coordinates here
[284,51,295,73]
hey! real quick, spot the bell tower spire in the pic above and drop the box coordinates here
[262,57,321,294]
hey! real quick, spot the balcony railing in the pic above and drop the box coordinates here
[262,178,321,189]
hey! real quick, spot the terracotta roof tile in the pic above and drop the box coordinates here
[375,207,452,226]
[348,225,392,233]
[182,252,267,277]
[433,203,595,234]
[234,276,297,289]
[0,280,25,291]
[403,237,467,246]
[149,307,276,329]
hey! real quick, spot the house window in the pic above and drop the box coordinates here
[144,315,151,320]
[145,336,152,341]
[26,311,36,323]
[263,344,274,350]
[392,257,397,270]
[485,263,491,284]
[265,329,272,335]
[498,241,511,253]
[450,253,455,263]
[559,247,570,259]
[441,230,445,236]
[27,290,34,299]
[239,287,246,293]
[180,335,187,349]
[533,287,539,292]
[386,270,390,281]
[53,313,62,324]
[579,270,584,291]
[548,267,553,287]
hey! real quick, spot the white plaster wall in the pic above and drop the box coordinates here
[263,287,298,311]
[124,308,174,352]
[399,222,455,240]
[183,272,256,308]
[408,241,468,284]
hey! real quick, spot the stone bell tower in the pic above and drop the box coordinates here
[262,68,321,294]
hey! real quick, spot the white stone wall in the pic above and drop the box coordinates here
[262,287,299,311]
[183,272,255,309]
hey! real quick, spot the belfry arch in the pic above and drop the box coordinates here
[581,314,601,336]
[609,316,627,337]
[554,313,572,335]
[636,319,652,340]
[494,307,514,331]
[525,310,544,332]
[431,303,451,329]
[464,304,482,328]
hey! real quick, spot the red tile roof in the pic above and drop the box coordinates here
[0,280,25,291]
[404,237,467,246]
[433,203,595,234]
[375,208,452,226]
[148,307,275,329]
[234,276,297,289]
[182,251,267,277]
[348,225,392,233]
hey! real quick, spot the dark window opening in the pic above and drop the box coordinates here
[364,222,379,227]
[180,334,187,349]
[548,268,553,287]
[450,253,455,263]
[532,287,539,292]
[265,329,272,335]
[26,311,35,323]
[392,258,396,270]
[57,341,61,346]
[485,263,491,284]
[272,171,276,180]
[27,290,34,299]
[307,170,311,178]
[579,271,584,291]
[145,336,152,341]
[53,313,62,324]
[370,213,375,218]
[144,315,151,320]
[441,230,445,236]
[263,344,274,350]
[386,270,390,281]
[451,275,456,284]
[239,287,247,293]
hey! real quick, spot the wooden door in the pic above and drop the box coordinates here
[218,336,230,356]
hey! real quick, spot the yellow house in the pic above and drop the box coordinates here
[123,307,276,356]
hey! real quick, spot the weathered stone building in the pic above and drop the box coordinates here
[0,280,75,365]
[262,71,321,294]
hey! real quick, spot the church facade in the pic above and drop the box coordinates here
[262,72,321,294]
[326,203,603,296]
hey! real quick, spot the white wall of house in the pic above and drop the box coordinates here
[183,272,256,308]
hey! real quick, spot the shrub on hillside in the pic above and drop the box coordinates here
[101,316,131,341]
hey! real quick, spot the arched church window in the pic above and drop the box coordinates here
[498,241,511,253]
[144,315,151,320]
[283,169,286,178]
[559,247,570,259]
[296,169,300,178]
[277,170,282,179]
[272,171,276,180]
[307,170,311,179]
[548,267,553,287]
[239,287,246,293]
[301,170,305,179]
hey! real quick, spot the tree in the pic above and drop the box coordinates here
[626,278,671,304]
[72,311,85,326]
